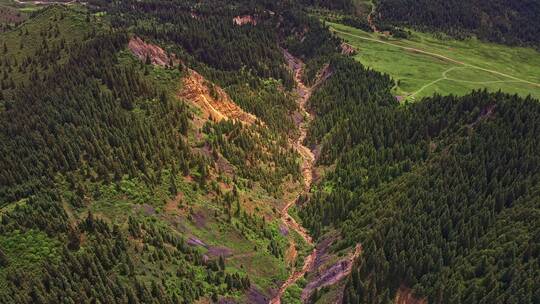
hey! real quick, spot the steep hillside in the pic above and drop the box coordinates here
[0,5,96,101]
[292,19,540,304]
[0,2,307,303]
[1,1,540,304]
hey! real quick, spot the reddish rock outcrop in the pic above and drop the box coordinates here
[128,36,179,67]
[233,15,257,26]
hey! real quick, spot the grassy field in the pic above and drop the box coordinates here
[327,21,540,101]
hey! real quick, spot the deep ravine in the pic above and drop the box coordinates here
[269,50,317,304]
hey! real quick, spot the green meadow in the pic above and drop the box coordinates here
[327,21,540,101]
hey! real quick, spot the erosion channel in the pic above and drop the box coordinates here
[270,50,317,304]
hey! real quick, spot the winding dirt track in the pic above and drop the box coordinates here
[331,28,540,89]
[269,50,317,304]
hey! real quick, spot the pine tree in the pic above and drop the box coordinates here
[169,172,177,196]
[218,255,225,271]
[67,226,81,251]
[0,247,8,267]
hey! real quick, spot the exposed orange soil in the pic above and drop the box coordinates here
[395,286,427,304]
[367,9,378,33]
[340,42,356,56]
[128,36,179,67]
[269,49,319,304]
[164,192,186,215]
[233,15,257,26]
[179,69,257,125]
[285,239,298,266]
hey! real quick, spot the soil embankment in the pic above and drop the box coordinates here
[301,244,362,302]
[128,37,256,124]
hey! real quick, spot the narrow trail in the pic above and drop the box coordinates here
[331,28,540,88]
[409,66,527,98]
[269,50,317,304]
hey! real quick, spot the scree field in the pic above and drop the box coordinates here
[328,21,540,101]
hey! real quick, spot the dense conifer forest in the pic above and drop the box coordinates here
[0,0,539,303]
[292,13,540,304]
[0,2,302,302]
[374,0,540,47]
[305,0,540,47]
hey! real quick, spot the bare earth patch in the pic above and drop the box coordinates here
[179,69,257,125]
[128,36,179,67]
[133,203,156,216]
[164,193,185,215]
[233,15,257,26]
[187,236,207,248]
[395,286,427,304]
[207,246,233,258]
[279,224,289,236]
[340,42,356,56]
[302,244,362,302]
[247,286,269,304]
[192,210,207,228]
[285,239,297,266]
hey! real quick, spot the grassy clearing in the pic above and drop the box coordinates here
[326,21,540,101]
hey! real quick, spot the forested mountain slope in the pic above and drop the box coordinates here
[0,2,308,303]
[294,28,540,304]
[374,0,540,47]
[1,1,539,304]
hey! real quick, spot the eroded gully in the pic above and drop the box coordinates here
[269,50,317,304]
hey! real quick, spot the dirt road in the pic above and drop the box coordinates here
[269,50,317,304]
